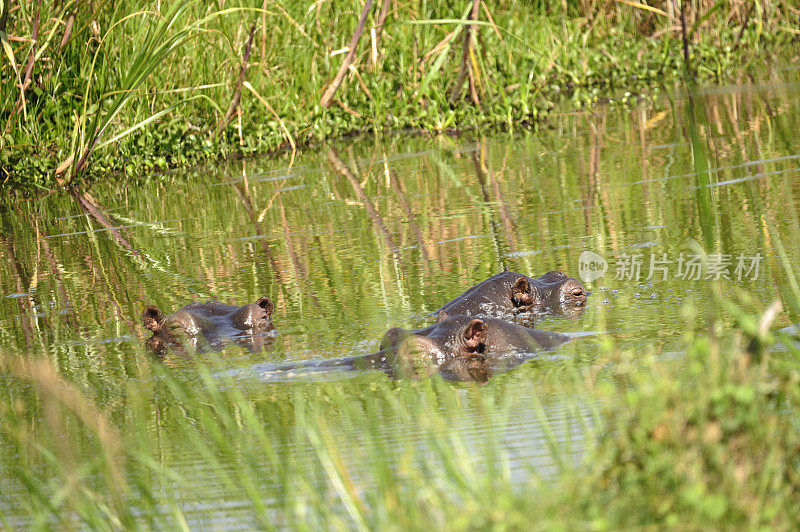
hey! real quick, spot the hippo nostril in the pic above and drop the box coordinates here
[572,287,584,296]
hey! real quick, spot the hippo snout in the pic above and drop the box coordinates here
[561,279,588,304]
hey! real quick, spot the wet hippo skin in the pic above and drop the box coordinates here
[377,312,571,382]
[524,270,588,319]
[435,270,587,321]
[261,312,569,383]
[142,297,275,356]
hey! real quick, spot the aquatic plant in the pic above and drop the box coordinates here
[1,298,798,528]
[2,77,800,525]
[1,0,797,189]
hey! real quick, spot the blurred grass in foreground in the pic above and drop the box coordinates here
[1,300,799,528]
[2,54,800,528]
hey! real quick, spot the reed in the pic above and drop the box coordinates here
[1,301,798,527]
[2,73,800,526]
[1,0,797,189]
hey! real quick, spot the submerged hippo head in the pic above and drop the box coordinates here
[436,270,587,321]
[380,315,488,380]
[379,313,570,382]
[142,297,275,356]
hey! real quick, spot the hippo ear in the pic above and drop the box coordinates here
[463,319,487,352]
[256,297,274,317]
[436,310,450,323]
[512,276,533,307]
[143,305,164,332]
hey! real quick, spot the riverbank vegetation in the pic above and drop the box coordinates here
[2,0,799,189]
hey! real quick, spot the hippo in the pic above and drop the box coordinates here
[524,270,588,319]
[142,297,275,356]
[379,312,570,382]
[435,270,587,322]
[267,312,570,383]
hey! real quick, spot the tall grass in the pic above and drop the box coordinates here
[1,299,799,528]
[1,65,800,526]
[1,0,798,188]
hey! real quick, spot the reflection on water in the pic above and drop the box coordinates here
[2,68,800,524]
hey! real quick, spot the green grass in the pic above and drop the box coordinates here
[2,53,800,527]
[1,0,798,189]
[1,299,799,528]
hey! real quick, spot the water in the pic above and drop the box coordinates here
[2,69,800,525]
